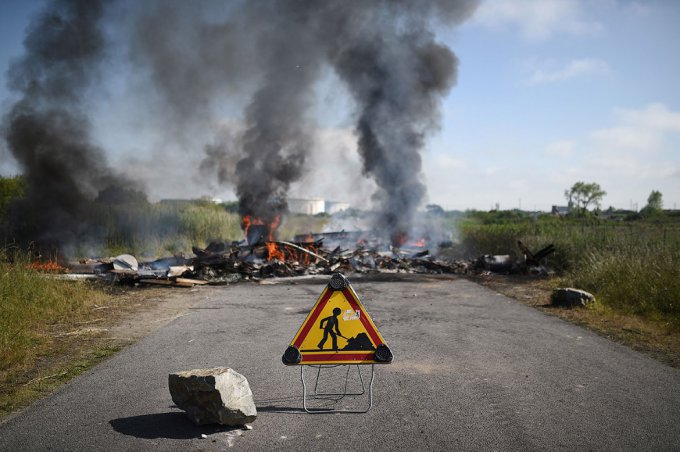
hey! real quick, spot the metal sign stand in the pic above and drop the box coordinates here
[300,364,375,413]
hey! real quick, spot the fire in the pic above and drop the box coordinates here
[266,241,286,261]
[413,238,426,247]
[240,213,322,263]
[242,213,285,261]
[289,241,319,266]
[241,214,264,243]
[269,213,281,234]
[390,231,427,248]
[29,260,65,273]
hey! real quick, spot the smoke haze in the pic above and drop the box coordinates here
[2,0,478,249]
[2,0,129,249]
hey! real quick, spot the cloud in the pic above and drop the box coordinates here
[622,2,652,17]
[430,154,467,170]
[545,140,575,157]
[615,103,680,131]
[525,103,680,209]
[529,58,610,84]
[592,103,680,150]
[473,0,603,41]
[660,166,680,179]
[586,154,646,176]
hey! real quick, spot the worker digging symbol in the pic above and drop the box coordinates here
[282,273,392,365]
[317,307,346,351]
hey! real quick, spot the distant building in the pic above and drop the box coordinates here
[200,195,223,204]
[288,197,326,215]
[325,201,350,215]
[551,205,570,216]
[288,198,350,215]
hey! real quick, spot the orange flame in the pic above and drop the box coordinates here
[266,242,286,261]
[29,260,66,273]
[242,213,285,261]
[268,214,281,237]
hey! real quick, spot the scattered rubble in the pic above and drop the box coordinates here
[168,367,257,426]
[51,232,556,286]
[112,254,138,272]
[476,254,515,273]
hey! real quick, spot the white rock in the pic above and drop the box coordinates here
[169,367,257,426]
[551,288,595,308]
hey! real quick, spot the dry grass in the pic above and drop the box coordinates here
[458,219,680,329]
[0,254,189,419]
[0,249,122,417]
[0,249,111,372]
[564,246,680,330]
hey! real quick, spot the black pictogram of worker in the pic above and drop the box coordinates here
[317,307,346,351]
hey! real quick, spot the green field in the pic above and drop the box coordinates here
[456,213,680,329]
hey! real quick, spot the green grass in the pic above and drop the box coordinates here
[0,249,110,372]
[456,215,680,329]
[87,201,243,257]
[566,245,680,329]
[277,214,329,241]
[69,202,328,257]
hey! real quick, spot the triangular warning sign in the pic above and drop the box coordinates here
[282,273,393,365]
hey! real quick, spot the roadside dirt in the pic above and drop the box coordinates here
[469,273,680,369]
[1,284,204,420]
[104,286,205,341]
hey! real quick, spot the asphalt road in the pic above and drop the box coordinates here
[1,275,679,450]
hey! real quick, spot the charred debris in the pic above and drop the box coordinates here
[56,234,555,288]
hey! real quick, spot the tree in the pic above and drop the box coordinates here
[646,190,663,211]
[426,204,444,216]
[564,181,606,215]
[641,190,663,217]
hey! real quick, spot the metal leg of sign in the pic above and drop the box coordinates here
[301,364,374,414]
[313,364,366,397]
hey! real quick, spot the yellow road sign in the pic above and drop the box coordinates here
[282,273,393,365]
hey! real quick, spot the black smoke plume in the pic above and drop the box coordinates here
[318,1,472,243]
[2,0,477,251]
[2,0,129,250]
[133,0,477,241]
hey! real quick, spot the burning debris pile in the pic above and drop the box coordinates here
[66,233,469,287]
[189,237,472,283]
[55,231,554,288]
